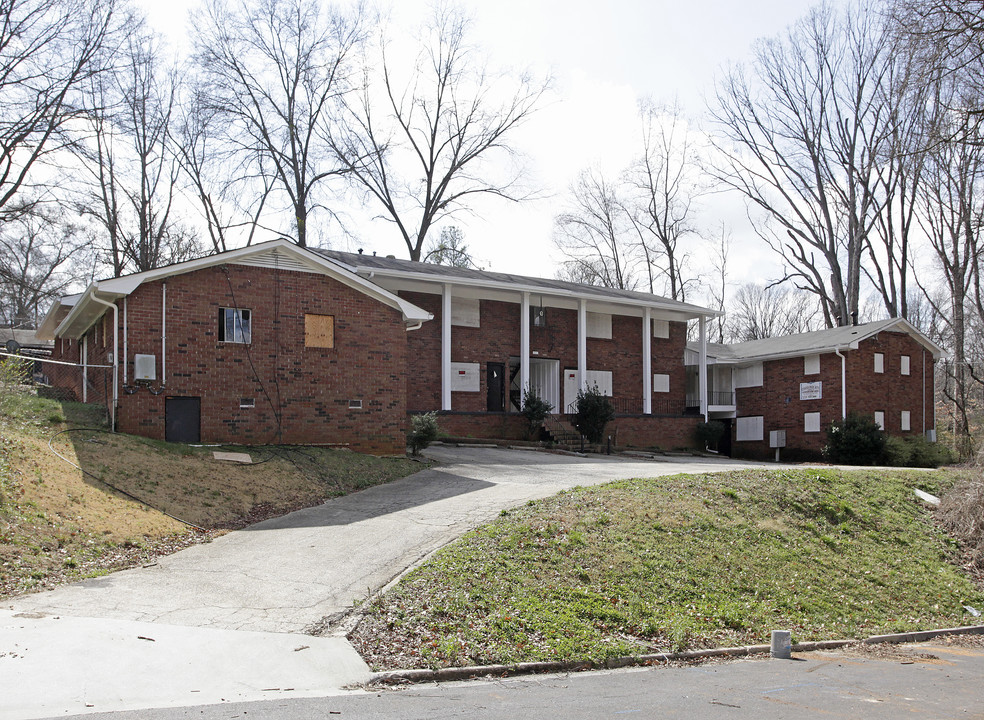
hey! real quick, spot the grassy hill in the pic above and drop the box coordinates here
[0,384,423,599]
[349,466,984,670]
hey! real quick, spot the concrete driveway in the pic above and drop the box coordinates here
[3,446,772,719]
[7,446,768,634]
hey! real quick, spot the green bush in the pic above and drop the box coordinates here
[408,412,439,456]
[889,434,954,468]
[695,421,726,451]
[824,413,885,465]
[882,435,913,467]
[572,386,615,444]
[520,387,553,440]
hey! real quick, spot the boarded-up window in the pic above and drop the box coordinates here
[305,314,334,348]
[804,354,820,375]
[586,312,612,339]
[653,373,670,393]
[451,298,480,327]
[804,412,821,433]
[735,363,763,388]
[900,355,910,375]
[901,410,911,431]
[874,352,884,373]
[653,318,670,338]
[736,416,764,441]
[874,411,885,430]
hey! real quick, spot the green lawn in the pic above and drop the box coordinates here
[349,468,984,670]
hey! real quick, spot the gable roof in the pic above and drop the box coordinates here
[38,240,432,340]
[315,249,720,321]
[688,318,945,364]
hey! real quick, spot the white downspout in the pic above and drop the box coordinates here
[642,308,652,414]
[698,315,708,422]
[162,283,167,388]
[834,348,847,419]
[88,294,119,432]
[123,297,128,386]
[577,299,587,393]
[922,350,926,436]
[520,291,530,402]
[82,335,88,404]
[441,284,451,411]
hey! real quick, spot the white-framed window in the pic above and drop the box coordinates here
[901,410,911,431]
[653,373,670,393]
[874,411,885,430]
[219,308,251,343]
[735,363,764,388]
[586,312,612,339]
[736,416,764,442]
[804,412,821,433]
[874,352,884,373]
[804,354,820,375]
[652,318,670,339]
[900,355,910,376]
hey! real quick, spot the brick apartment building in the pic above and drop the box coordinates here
[686,319,943,459]
[37,239,721,455]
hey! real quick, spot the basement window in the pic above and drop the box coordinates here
[219,308,251,343]
[240,398,255,409]
[349,399,363,409]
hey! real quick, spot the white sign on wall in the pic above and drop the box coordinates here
[450,362,480,392]
[799,381,822,400]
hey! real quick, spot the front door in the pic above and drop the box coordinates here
[487,362,505,412]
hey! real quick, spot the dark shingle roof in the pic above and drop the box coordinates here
[314,249,717,316]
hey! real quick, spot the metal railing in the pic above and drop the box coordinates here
[686,390,736,407]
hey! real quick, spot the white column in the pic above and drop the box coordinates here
[520,292,530,404]
[441,284,452,411]
[577,298,587,392]
[642,308,652,414]
[82,334,88,403]
[699,315,708,421]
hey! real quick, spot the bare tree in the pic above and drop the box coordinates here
[172,85,276,253]
[0,0,123,219]
[192,0,364,247]
[625,100,702,301]
[726,283,824,342]
[710,2,895,327]
[0,208,86,326]
[332,6,547,261]
[706,225,730,343]
[74,27,197,275]
[554,169,637,290]
[423,225,479,268]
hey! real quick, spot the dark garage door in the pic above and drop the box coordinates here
[165,396,201,443]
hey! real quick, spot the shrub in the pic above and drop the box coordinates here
[938,471,984,573]
[882,435,913,467]
[824,413,885,465]
[695,421,726,451]
[905,435,954,467]
[572,386,615,444]
[408,412,439,456]
[520,387,553,440]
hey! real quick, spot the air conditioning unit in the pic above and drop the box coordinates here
[134,354,156,381]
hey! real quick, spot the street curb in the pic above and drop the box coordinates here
[367,624,984,686]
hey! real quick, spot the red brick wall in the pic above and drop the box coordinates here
[401,289,688,419]
[732,331,935,458]
[77,265,410,455]
[610,415,701,450]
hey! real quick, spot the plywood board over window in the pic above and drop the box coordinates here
[305,314,334,348]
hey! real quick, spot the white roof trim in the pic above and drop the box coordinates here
[346,264,721,319]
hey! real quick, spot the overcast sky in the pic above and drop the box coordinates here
[140,0,831,303]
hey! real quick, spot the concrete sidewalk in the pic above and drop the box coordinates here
[0,610,369,720]
[1,447,770,719]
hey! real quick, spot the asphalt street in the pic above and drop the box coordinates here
[41,640,984,720]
